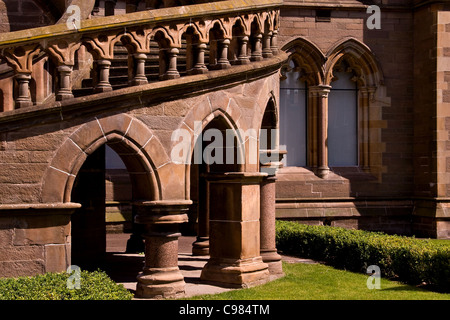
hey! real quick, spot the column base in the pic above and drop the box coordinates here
[160,73,180,81]
[189,67,209,75]
[261,249,283,275]
[192,236,209,256]
[129,78,148,86]
[136,267,186,299]
[56,92,74,101]
[317,166,330,178]
[200,257,270,288]
[250,55,264,62]
[94,84,113,93]
[211,62,231,70]
[15,100,33,108]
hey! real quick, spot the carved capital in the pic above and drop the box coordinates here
[2,44,41,74]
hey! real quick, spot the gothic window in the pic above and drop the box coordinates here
[280,60,307,167]
[328,65,358,167]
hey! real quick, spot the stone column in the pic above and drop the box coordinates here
[311,85,331,178]
[192,176,209,255]
[191,43,208,75]
[262,31,273,58]
[200,172,270,288]
[250,34,263,62]
[134,200,190,299]
[94,59,113,93]
[56,65,74,101]
[217,39,231,69]
[237,36,250,65]
[259,176,282,275]
[161,47,180,80]
[15,73,33,108]
[259,150,284,275]
[130,53,148,86]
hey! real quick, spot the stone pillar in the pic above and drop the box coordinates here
[15,73,33,108]
[311,85,331,178]
[259,176,283,275]
[262,31,273,58]
[130,53,148,86]
[200,172,270,288]
[192,175,209,255]
[94,59,113,93]
[259,149,284,275]
[161,47,180,80]
[237,36,250,65]
[217,39,231,69]
[191,43,208,75]
[56,65,74,101]
[134,200,190,299]
[250,34,263,62]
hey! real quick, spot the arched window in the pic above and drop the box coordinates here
[328,63,358,167]
[280,60,307,167]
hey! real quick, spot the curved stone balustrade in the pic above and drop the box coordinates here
[0,0,281,112]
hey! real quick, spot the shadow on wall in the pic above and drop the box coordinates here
[0,0,59,32]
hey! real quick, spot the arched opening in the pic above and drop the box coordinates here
[189,115,241,258]
[70,138,154,284]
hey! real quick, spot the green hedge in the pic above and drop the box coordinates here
[0,269,133,300]
[275,220,450,292]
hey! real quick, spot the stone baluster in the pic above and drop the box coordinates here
[161,47,180,80]
[94,59,113,93]
[251,33,263,62]
[15,72,33,108]
[131,53,148,86]
[270,29,279,56]
[262,31,273,58]
[216,39,231,69]
[191,43,208,75]
[237,36,250,65]
[56,65,74,101]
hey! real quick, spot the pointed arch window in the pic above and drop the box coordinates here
[328,63,358,167]
[280,60,307,167]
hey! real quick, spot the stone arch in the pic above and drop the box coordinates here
[180,20,208,44]
[40,113,170,203]
[281,37,325,86]
[324,37,383,87]
[149,25,181,48]
[109,30,148,55]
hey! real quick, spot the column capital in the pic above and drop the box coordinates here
[309,85,332,97]
[134,200,191,225]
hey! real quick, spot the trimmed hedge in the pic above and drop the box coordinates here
[0,269,134,300]
[275,220,450,292]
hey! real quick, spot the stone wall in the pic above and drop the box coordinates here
[272,2,444,236]
[0,0,56,32]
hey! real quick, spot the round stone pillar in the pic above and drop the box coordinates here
[134,200,191,299]
[260,176,283,275]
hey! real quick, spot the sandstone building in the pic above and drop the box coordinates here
[0,0,448,299]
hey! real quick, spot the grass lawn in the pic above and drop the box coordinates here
[187,262,450,300]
